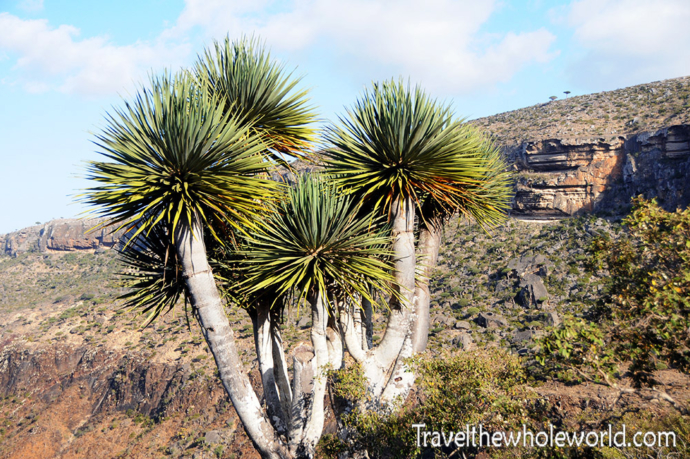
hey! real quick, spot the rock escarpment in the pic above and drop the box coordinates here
[1,219,124,257]
[508,124,690,217]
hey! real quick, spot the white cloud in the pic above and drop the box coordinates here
[0,13,192,96]
[166,0,557,93]
[566,0,690,88]
[17,0,44,13]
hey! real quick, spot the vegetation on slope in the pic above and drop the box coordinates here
[1,204,690,457]
[471,76,690,146]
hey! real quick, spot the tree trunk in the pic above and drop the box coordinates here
[411,217,443,353]
[327,313,344,369]
[271,323,293,429]
[301,291,330,455]
[339,299,367,363]
[369,195,416,398]
[174,218,288,459]
[252,303,288,434]
[382,212,443,403]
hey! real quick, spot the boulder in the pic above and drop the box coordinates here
[544,311,561,327]
[453,333,473,350]
[511,329,545,345]
[525,311,561,327]
[475,312,507,328]
[517,273,549,309]
[454,321,471,330]
[507,254,553,278]
[205,430,222,445]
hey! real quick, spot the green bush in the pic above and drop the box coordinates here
[539,198,690,388]
[320,350,540,458]
[466,307,480,316]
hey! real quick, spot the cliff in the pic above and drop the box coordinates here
[508,124,690,217]
[1,218,125,257]
[3,78,690,251]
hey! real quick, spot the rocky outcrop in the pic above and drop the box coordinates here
[508,124,690,217]
[504,255,552,309]
[475,312,507,328]
[517,274,549,308]
[2,218,124,256]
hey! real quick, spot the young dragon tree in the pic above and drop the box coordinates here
[322,79,514,406]
[81,36,326,459]
[220,174,397,457]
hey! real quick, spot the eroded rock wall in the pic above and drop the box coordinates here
[2,219,124,256]
[509,124,690,217]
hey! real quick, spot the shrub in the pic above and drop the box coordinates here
[321,350,540,458]
[539,198,690,388]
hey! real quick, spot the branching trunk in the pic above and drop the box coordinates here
[288,293,331,457]
[380,333,415,406]
[411,216,443,353]
[271,323,293,428]
[339,299,367,363]
[369,196,416,398]
[327,313,344,370]
[301,292,330,454]
[289,344,314,453]
[252,303,288,434]
[174,218,288,459]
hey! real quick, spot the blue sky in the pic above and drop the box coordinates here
[1,0,689,234]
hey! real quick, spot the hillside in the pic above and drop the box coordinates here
[471,75,690,146]
[2,214,690,458]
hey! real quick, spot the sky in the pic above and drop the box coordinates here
[1,0,689,234]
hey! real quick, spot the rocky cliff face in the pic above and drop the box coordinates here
[506,124,690,217]
[1,219,124,257]
[509,124,690,217]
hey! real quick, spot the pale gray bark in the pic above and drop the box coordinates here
[411,218,443,353]
[367,196,416,397]
[380,332,415,405]
[286,292,331,457]
[288,344,314,454]
[327,314,344,370]
[301,292,330,454]
[252,303,287,434]
[382,213,443,402]
[339,299,367,363]
[174,218,287,459]
[352,302,364,349]
[271,324,293,428]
